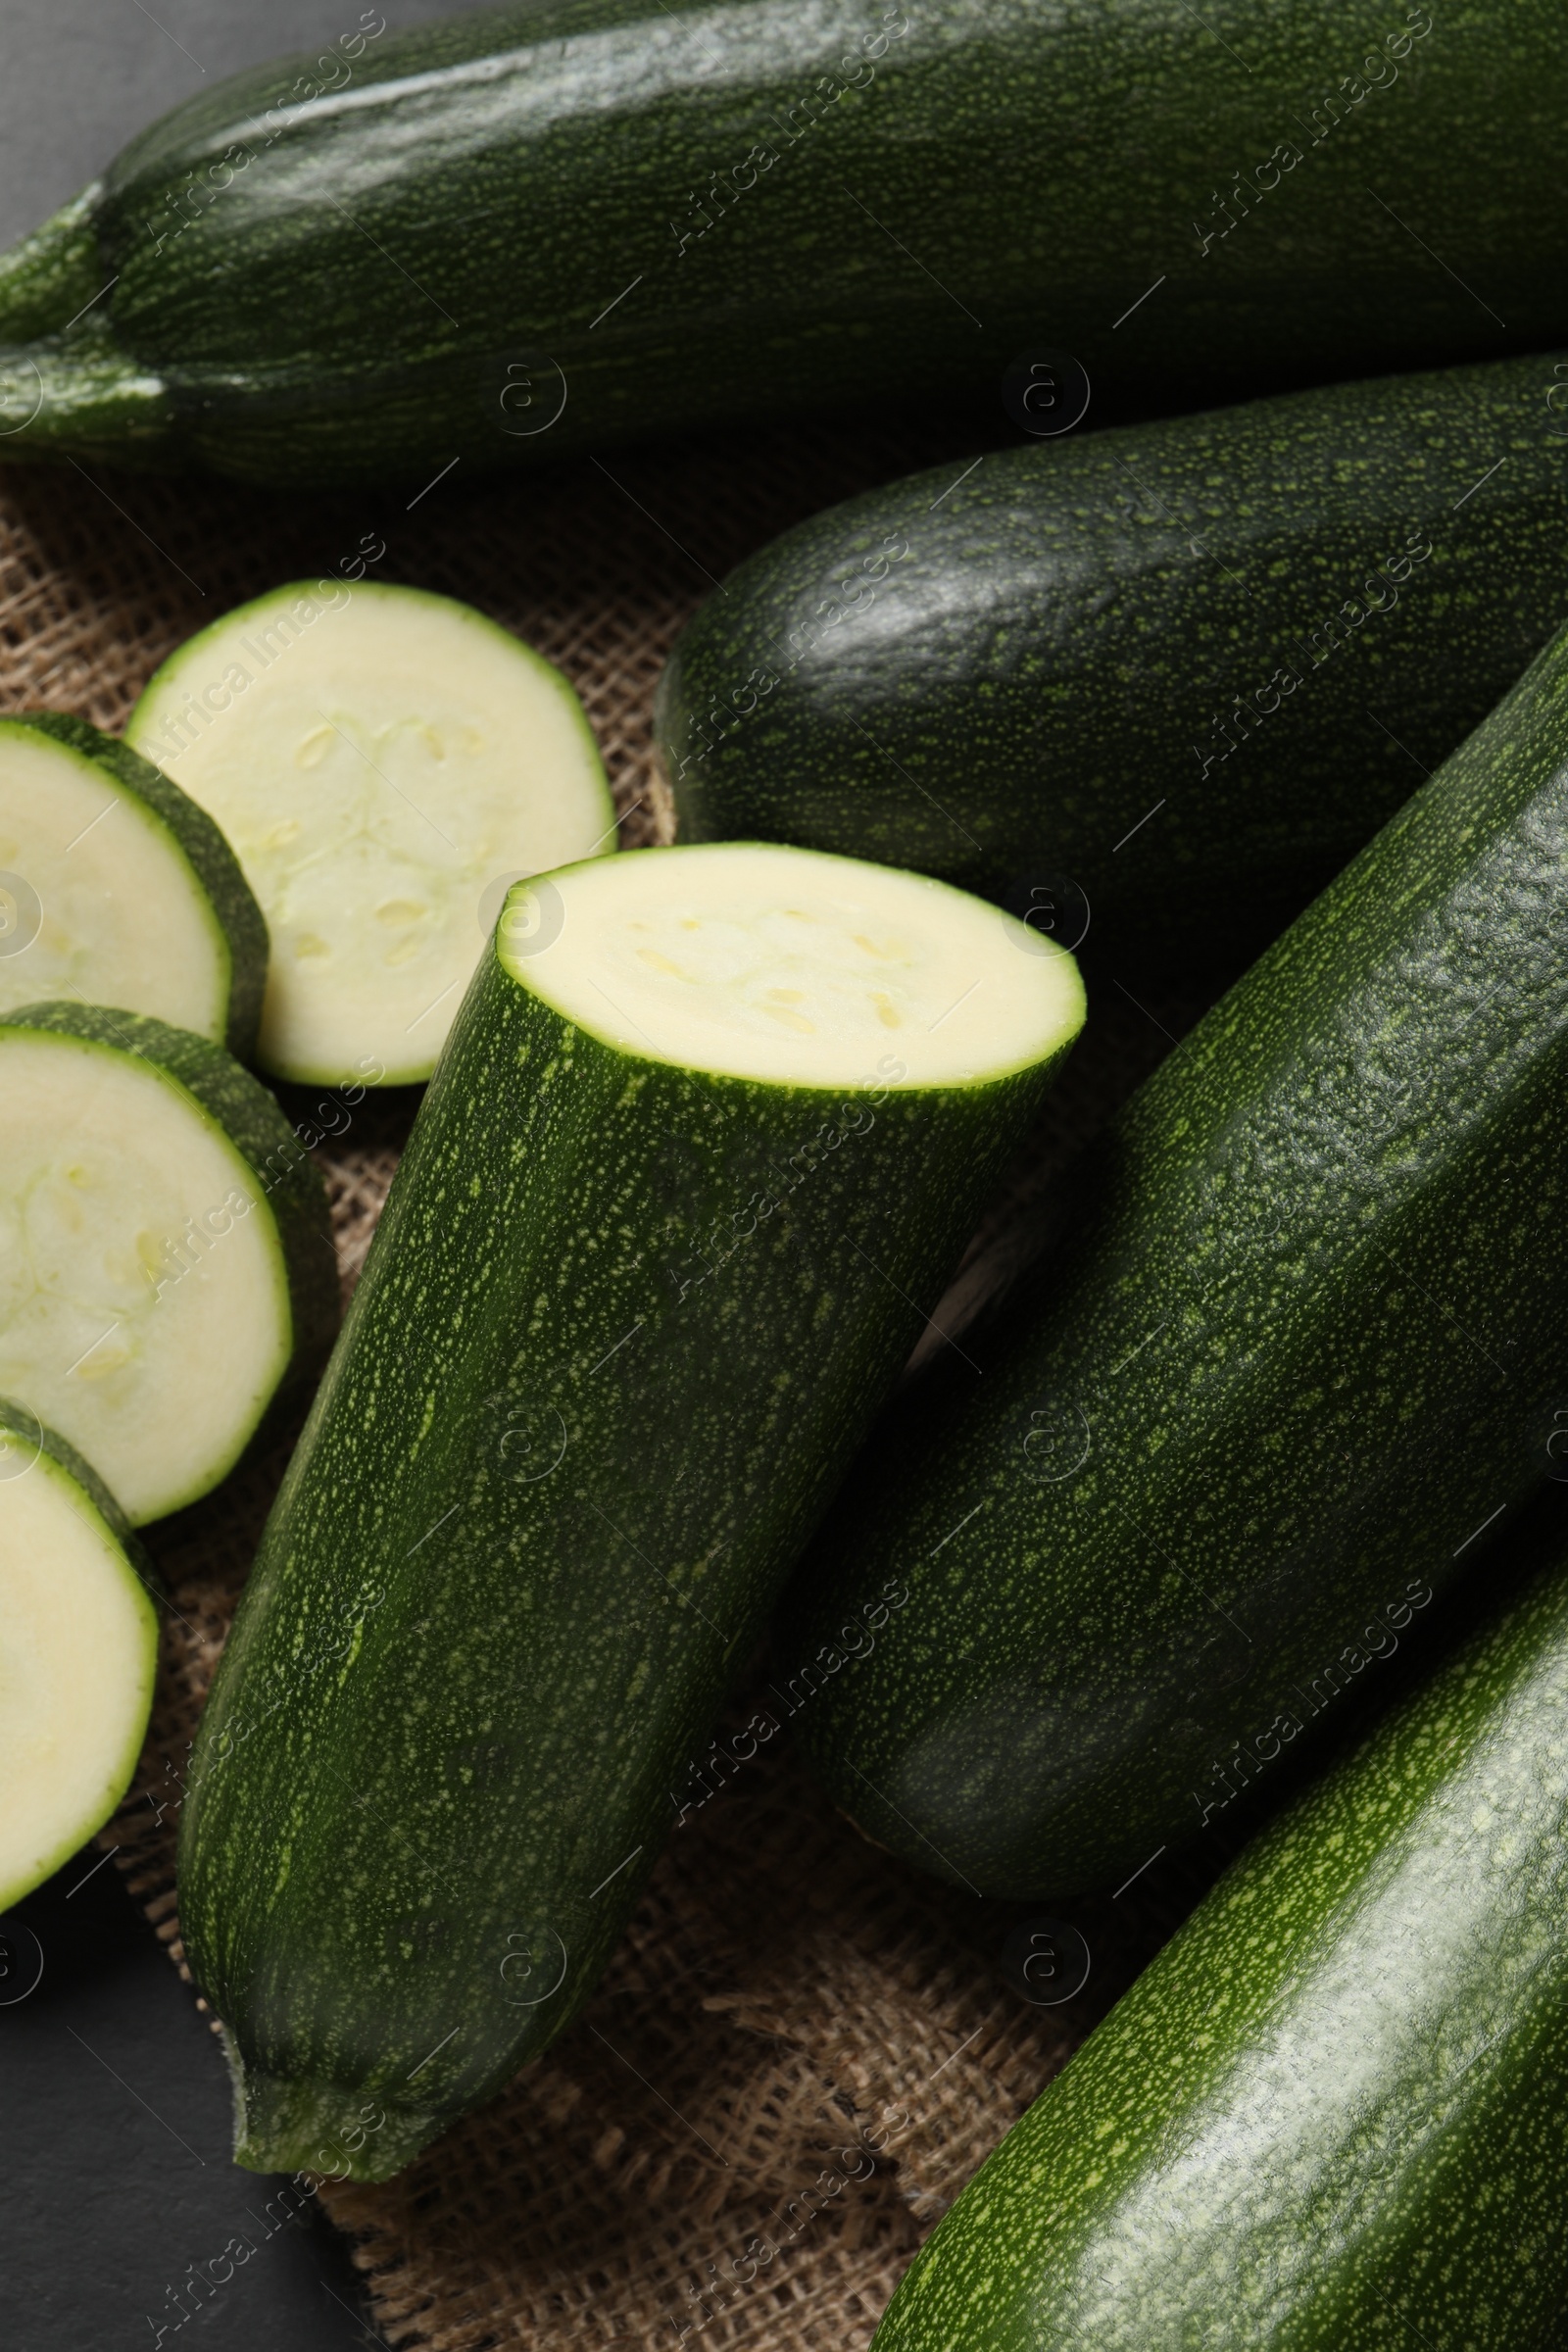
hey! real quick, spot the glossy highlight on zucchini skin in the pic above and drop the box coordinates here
[782,618,1568,1903]
[177,852,1083,2181]
[0,0,1566,482]
[658,351,1568,968]
[875,1504,1568,2352]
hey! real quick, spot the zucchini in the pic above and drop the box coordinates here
[0,1003,336,1525]
[0,711,267,1057]
[0,2,1560,484]
[177,841,1084,2180]
[782,617,1568,1900]
[126,581,614,1087]
[657,351,1568,965]
[876,1505,1568,2352]
[0,1396,159,1912]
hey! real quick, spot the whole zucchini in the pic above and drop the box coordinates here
[178,842,1083,2180]
[0,1,1565,482]
[874,1502,1568,2352]
[782,619,1568,1901]
[658,352,1568,965]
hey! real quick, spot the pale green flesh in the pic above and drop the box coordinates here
[0,1031,292,1523]
[0,723,228,1038]
[502,842,1087,1085]
[126,581,615,1086]
[0,1441,157,1910]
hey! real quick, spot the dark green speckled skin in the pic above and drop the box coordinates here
[875,1511,1568,2352]
[660,352,1568,967]
[176,921,1074,2180]
[5,712,270,1060]
[0,1,1564,481]
[783,621,1568,1901]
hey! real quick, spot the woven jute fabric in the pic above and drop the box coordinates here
[0,420,1216,2352]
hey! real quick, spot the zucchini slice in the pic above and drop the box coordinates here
[179,842,1084,2180]
[0,1397,159,1913]
[125,582,615,1087]
[0,712,267,1057]
[0,1004,336,1525]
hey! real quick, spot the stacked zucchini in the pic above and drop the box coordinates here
[0,578,1091,2190]
[2,6,1568,2345]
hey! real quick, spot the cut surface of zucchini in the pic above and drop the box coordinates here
[125,582,615,1086]
[0,1011,331,1524]
[0,713,267,1056]
[0,1401,157,1911]
[504,842,1085,1086]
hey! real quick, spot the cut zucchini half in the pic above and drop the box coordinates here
[178,838,1086,2177]
[125,582,616,1087]
[0,712,268,1058]
[503,840,1086,1087]
[0,1004,337,1525]
[0,1396,159,1913]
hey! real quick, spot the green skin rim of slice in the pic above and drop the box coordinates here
[0,1002,338,1520]
[0,1392,161,1912]
[125,580,616,1086]
[0,711,270,1061]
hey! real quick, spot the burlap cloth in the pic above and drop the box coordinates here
[0,418,1222,2350]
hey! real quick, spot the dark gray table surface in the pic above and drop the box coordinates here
[0,24,480,2345]
[0,0,478,250]
[3,1855,385,2352]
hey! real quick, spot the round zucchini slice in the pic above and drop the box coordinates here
[0,1004,336,1525]
[0,1398,159,1913]
[125,581,615,1087]
[0,712,267,1057]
